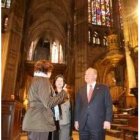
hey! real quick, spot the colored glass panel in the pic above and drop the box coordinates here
[88,0,113,26]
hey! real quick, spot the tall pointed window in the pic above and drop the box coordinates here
[51,42,59,63]
[2,16,9,33]
[93,31,100,45]
[27,40,64,64]
[27,41,36,60]
[88,0,113,27]
[88,30,91,43]
[51,41,64,63]
[103,35,108,46]
[1,0,11,8]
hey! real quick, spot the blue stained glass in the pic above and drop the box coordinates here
[88,0,112,26]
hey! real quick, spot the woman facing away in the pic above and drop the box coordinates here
[22,60,68,140]
[52,74,72,140]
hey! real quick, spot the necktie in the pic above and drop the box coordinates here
[88,85,93,102]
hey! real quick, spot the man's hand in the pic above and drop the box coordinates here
[103,121,111,129]
[74,121,79,130]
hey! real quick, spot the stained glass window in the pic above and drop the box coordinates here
[88,0,113,27]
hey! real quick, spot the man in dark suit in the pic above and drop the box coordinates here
[74,67,113,140]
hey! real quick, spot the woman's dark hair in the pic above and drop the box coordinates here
[34,60,53,73]
[54,74,65,88]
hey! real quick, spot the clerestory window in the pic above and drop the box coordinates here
[88,0,113,27]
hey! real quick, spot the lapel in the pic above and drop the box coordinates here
[82,85,88,104]
[89,83,99,103]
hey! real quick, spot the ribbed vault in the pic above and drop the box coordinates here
[25,0,72,50]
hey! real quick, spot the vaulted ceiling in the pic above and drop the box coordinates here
[25,0,73,48]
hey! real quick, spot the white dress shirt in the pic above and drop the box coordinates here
[87,82,96,97]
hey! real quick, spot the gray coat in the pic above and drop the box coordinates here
[22,77,66,132]
[59,100,71,125]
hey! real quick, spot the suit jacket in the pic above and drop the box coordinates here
[75,83,113,131]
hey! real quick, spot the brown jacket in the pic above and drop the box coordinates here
[22,77,66,132]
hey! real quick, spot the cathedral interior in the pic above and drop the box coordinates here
[1,0,138,140]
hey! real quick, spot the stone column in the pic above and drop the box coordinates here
[74,0,88,93]
[2,0,26,100]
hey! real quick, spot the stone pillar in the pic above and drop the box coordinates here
[2,0,26,100]
[74,0,88,93]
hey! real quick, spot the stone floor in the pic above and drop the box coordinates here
[20,131,123,140]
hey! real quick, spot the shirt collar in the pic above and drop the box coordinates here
[87,82,96,88]
[34,71,49,78]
